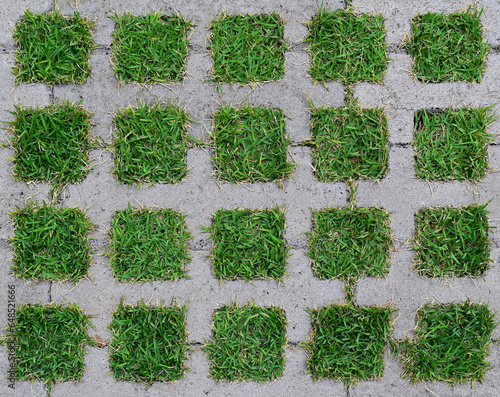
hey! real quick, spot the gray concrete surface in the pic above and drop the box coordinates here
[0,0,499,396]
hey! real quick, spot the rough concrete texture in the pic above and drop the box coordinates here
[0,0,499,396]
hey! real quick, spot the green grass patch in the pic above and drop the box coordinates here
[404,7,489,83]
[414,107,494,181]
[112,102,191,184]
[108,206,191,282]
[412,204,492,278]
[110,12,192,84]
[212,104,294,183]
[304,8,388,84]
[209,12,288,85]
[12,10,95,84]
[108,299,188,384]
[203,302,287,381]
[400,301,496,384]
[10,202,94,283]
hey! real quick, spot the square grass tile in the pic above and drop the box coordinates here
[212,105,294,183]
[108,300,188,383]
[303,304,394,383]
[12,10,95,84]
[309,101,389,181]
[209,12,288,85]
[405,7,489,83]
[110,12,192,84]
[10,202,94,283]
[412,204,491,278]
[203,302,287,381]
[108,206,192,282]
[305,8,388,84]
[414,107,494,181]
[112,102,191,184]
[205,207,288,281]
[307,207,392,280]
[401,302,496,384]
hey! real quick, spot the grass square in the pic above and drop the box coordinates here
[110,12,192,84]
[309,101,389,181]
[303,304,394,383]
[10,202,94,283]
[205,207,288,281]
[108,300,188,383]
[307,207,392,280]
[203,302,287,381]
[401,302,496,384]
[412,204,491,278]
[305,8,388,84]
[12,10,95,84]
[405,7,489,83]
[212,105,294,183]
[112,102,190,184]
[209,12,288,84]
[108,206,192,282]
[414,107,493,181]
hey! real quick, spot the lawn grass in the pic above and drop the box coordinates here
[302,304,394,384]
[108,299,188,384]
[204,207,288,281]
[400,301,496,384]
[10,201,94,283]
[212,104,294,183]
[203,302,287,381]
[304,7,388,84]
[12,10,95,84]
[413,107,494,181]
[209,12,288,85]
[110,12,192,84]
[112,102,191,185]
[412,204,491,278]
[404,7,489,83]
[108,205,192,282]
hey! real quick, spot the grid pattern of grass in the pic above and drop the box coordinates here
[305,8,388,84]
[110,12,192,84]
[309,101,389,181]
[414,107,493,181]
[12,10,95,84]
[412,204,491,278]
[400,302,496,384]
[209,12,288,85]
[203,302,287,381]
[112,102,190,184]
[108,206,192,282]
[405,7,489,83]
[212,104,294,183]
[108,300,188,384]
[10,202,94,283]
[303,304,394,384]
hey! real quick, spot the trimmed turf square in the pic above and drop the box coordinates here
[412,204,491,278]
[110,12,192,84]
[305,8,388,84]
[205,207,288,281]
[303,304,394,383]
[108,206,192,282]
[414,107,493,181]
[108,300,188,383]
[401,302,496,384]
[209,12,288,84]
[405,7,489,83]
[212,104,294,183]
[203,302,287,381]
[12,10,95,84]
[10,202,94,282]
[112,102,190,184]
